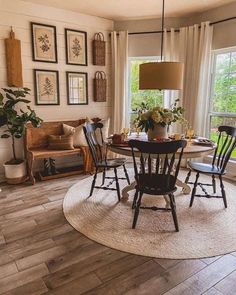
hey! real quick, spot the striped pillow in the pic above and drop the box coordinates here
[48,135,74,150]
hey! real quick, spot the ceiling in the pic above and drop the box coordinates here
[22,0,236,20]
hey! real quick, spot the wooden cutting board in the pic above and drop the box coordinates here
[5,28,23,87]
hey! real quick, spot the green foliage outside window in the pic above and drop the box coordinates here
[129,59,163,129]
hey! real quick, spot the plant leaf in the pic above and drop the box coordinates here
[2,88,14,95]
[0,93,3,105]
[1,134,10,138]
[6,93,14,100]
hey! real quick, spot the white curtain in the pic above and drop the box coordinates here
[164,28,181,108]
[163,28,182,133]
[111,31,129,134]
[164,22,213,136]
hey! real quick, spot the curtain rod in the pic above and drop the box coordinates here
[111,16,236,36]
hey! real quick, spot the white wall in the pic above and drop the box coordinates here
[0,0,114,181]
[115,17,191,57]
[190,1,236,50]
[115,1,236,57]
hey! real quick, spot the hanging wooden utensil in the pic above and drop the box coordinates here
[93,32,106,66]
[5,27,23,87]
[94,71,106,102]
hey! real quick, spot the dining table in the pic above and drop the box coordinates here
[108,133,216,203]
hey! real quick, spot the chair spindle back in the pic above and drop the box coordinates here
[83,122,106,167]
[129,140,187,191]
[212,126,236,173]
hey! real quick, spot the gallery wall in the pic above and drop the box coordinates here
[0,0,114,181]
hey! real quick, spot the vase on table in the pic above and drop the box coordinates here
[147,123,168,141]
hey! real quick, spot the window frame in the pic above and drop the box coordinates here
[207,46,236,162]
[207,46,236,138]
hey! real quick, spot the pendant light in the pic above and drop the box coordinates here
[139,0,184,90]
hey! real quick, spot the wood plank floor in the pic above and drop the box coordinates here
[0,174,236,295]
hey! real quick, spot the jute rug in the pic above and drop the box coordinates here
[63,169,236,259]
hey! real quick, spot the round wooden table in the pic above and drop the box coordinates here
[108,137,215,201]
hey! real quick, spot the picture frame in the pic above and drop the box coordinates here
[34,69,60,105]
[66,71,88,105]
[31,22,58,63]
[65,29,87,66]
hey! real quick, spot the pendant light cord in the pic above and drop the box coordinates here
[160,0,165,61]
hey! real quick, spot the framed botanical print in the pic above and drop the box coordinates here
[34,69,60,105]
[31,22,58,63]
[66,72,88,105]
[65,29,87,66]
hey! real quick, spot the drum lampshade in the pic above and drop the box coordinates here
[139,61,184,90]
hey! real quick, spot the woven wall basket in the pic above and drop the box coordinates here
[93,32,106,66]
[94,71,106,102]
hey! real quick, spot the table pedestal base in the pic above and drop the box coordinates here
[176,179,191,194]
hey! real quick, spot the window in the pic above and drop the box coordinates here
[209,47,236,159]
[128,57,163,129]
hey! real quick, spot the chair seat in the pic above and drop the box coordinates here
[97,158,127,168]
[137,174,177,195]
[188,161,223,175]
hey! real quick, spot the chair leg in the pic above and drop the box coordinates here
[212,174,216,194]
[132,189,138,209]
[185,169,191,184]
[190,172,200,207]
[219,175,227,208]
[169,194,179,232]
[89,169,97,197]
[132,191,143,229]
[101,168,106,186]
[123,165,130,185]
[114,167,121,202]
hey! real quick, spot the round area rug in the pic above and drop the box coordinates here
[63,169,236,259]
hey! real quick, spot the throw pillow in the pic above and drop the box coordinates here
[48,135,74,150]
[63,123,88,147]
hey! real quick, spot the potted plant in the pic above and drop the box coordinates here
[0,88,43,184]
[136,99,187,140]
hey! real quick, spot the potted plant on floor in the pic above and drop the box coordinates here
[0,88,43,184]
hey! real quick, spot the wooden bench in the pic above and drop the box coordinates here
[24,119,95,184]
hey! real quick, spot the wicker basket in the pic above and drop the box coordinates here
[94,71,106,102]
[93,32,106,66]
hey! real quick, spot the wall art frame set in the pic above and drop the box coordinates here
[31,22,89,106]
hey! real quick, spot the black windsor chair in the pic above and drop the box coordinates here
[83,122,130,201]
[186,126,236,208]
[129,139,187,232]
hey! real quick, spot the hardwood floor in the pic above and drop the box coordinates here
[0,175,236,295]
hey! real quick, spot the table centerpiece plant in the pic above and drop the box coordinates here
[136,99,186,140]
[0,87,43,184]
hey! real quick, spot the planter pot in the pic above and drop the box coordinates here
[147,123,168,141]
[3,160,27,184]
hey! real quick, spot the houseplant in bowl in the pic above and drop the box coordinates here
[137,99,186,140]
[0,88,43,184]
